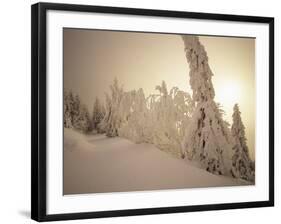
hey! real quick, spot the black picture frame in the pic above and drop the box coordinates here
[31,2,274,222]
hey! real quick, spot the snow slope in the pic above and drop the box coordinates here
[63,129,250,195]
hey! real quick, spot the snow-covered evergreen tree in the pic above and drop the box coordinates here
[63,90,92,133]
[68,91,75,126]
[92,97,105,132]
[181,35,232,176]
[231,104,255,182]
[64,90,75,128]
[72,94,82,130]
[98,78,124,137]
[74,104,91,133]
[64,90,71,128]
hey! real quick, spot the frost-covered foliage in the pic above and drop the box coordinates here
[118,81,194,157]
[64,89,74,128]
[92,98,105,133]
[181,35,232,176]
[98,78,124,137]
[182,36,215,102]
[231,104,255,182]
[118,88,149,143]
[98,79,194,157]
[75,104,91,132]
[145,81,194,157]
[64,90,92,133]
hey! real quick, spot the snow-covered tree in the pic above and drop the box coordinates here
[72,94,82,130]
[92,97,105,132]
[63,90,92,133]
[231,104,255,182]
[118,88,149,143]
[64,90,75,128]
[98,78,124,137]
[64,90,71,128]
[181,35,232,176]
[98,78,194,157]
[75,104,91,133]
[145,81,193,157]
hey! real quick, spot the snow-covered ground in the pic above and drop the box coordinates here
[63,128,251,195]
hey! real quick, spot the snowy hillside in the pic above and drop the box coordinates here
[64,129,249,195]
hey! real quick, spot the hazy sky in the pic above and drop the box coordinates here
[63,28,255,159]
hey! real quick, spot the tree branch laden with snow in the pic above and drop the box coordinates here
[181,35,232,176]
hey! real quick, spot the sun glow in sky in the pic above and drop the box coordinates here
[64,29,255,160]
[216,80,241,107]
[214,78,242,122]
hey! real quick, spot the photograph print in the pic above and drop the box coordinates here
[63,28,255,195]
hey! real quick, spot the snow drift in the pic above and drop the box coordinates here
[64,129,250,195]
[64,128,94,151]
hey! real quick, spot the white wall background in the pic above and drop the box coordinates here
[0,0,279,223]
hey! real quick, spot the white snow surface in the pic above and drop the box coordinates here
[63,128,250,195]
[64,128,94,151]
